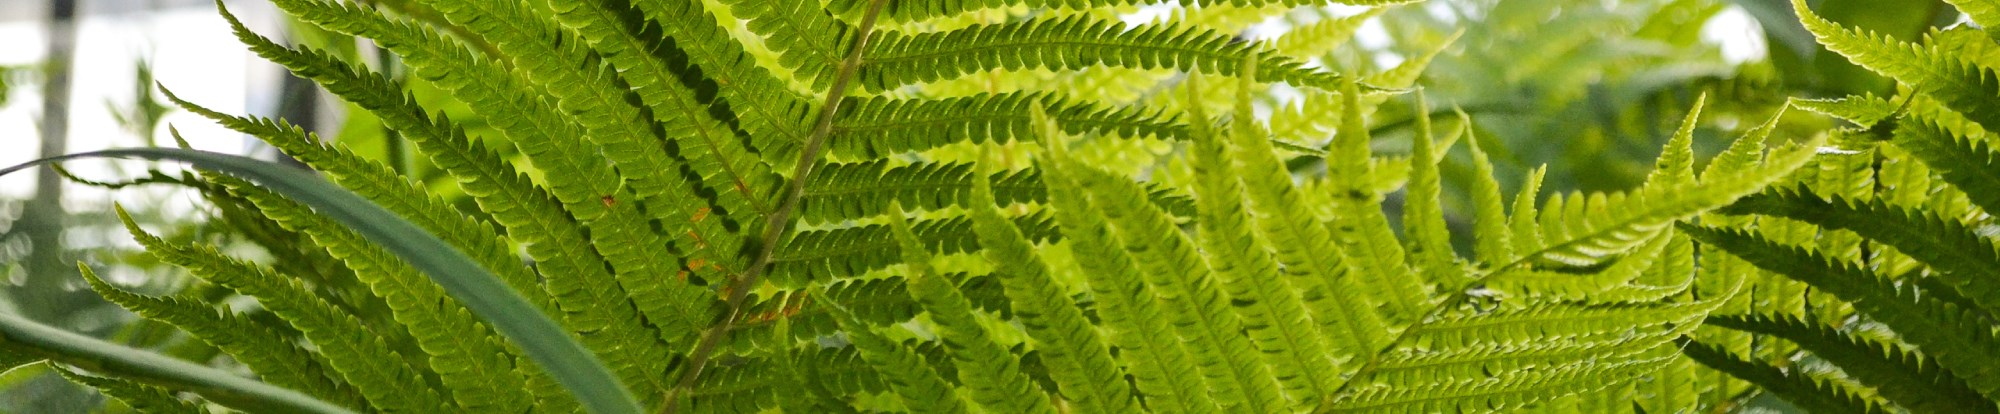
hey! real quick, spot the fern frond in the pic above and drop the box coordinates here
[1486,231,1670,302]
[1706,314,1995,414]
[1402,90,1460,287]
[965,160,1137,413]
[1069,162,1290,411]
[716,0,850,90]
[1329,332,1684,412]
[165,92,546,412]
[1185,76,1340,406]
[1507,166,1548,259]
[1596,231,1698,304]
[831,93,1187,158]
[1323,73,1431,325]
[1946,0,2000,28]
[832,308,967,413]
[799,159,1195,226]
[1035,108,1217,413]
[859,16,1346,92]
[1793,0,2000,133]
[266,0,620,206]
[1510,122,1823,268]
[1679,224,2000,400]
[117,204,449,412]
[1463,117,1515,266]
[1224,73,1387,370]
[884,202,1059,413]
[1719,187,2000,317]
[772,212,1059,284]
[1273,7,1387,61]
[79,264,362,409]
[1891,113,2000,214]
[217,5,720,368]
[825,0,1420,23]
[1679,339,1893,414]
[626,0,816,164]
[52,365,209,414]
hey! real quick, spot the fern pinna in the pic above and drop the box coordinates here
[1669,0,2000,413]
[0,0,1826,413]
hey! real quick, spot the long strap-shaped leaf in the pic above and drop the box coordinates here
[0,148,640,414]
[0,313,348,414]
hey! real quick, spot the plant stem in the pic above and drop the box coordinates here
[661,1,889,411]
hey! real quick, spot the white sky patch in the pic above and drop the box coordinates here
[1701,5,1767,64]
[0,7,253,220]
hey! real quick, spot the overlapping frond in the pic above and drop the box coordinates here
[824,0,1421,23]
[1678,339,1892,414]
[117,201,448,412]
[1510,112,1823,268]
[860,15,1348,92]
[799,159,1195,226]
[884,203,1058,413]
[1705,314,1994,413]
[965,160,1137,413]
[830,93,1186,158]
[1719,187,2000,317]
[1793,0,2000,133]
[78,264,361,409]
[52,366,209,414]
[1680,224,2000,400]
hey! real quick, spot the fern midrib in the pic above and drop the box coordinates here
[666,1,889,410]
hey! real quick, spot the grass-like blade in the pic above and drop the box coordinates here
[0,312,350,414]
[0,148,641,414]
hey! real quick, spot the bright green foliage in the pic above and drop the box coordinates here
[1676,2,2000,411]
[5,0,1840,412]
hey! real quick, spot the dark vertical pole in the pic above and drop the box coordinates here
[17,0,83,325]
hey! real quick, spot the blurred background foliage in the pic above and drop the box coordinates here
[0,0,1965,411]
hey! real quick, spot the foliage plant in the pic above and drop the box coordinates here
[1670,0,2000,412]
[0,0,1841,412]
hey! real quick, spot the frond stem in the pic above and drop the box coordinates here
[660,1,888,411]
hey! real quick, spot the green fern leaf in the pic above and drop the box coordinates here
[831,309,967,413]
[79,264,362,409]
[1068,161,1290,411]
[1793,0,2000,134]
[1510,116,1824,268]
[1328,308,1695,412]
[165,93,551,412]
[772,212,1059,284]
[52,365,209,414]
[1273,7,1387,61]
[1402,90,1460,287]
[1323,72,1432,325]
[1224,73,1390,372]
[217,6,720,369]
[1035,107,1218,413]
[1679,339,1892,414]
[1184,75,1341,406]
[859,16,1347,92]
[825,0,1420,23]
[1706,314,1995,414]
[1720,187,2000,317]
[831,93,1187,158]
[1463,115,1515,266]
[965,161,1138,413]
[717,0,849,90]
[1507,166,1548,258]
[117,202,449,412]
[884,202,1059,414]
[799,159,1196,226]
[1680,224,2000,401]
[1890,114,2000,214]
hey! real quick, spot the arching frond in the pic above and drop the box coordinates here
[1679,339,1892,414]
[1705,314,1995,414]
